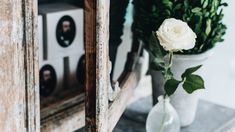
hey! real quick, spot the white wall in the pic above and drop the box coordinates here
[200,1,235,109]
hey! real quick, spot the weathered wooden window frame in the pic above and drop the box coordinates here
[0,0,141,131]
[0,0,40,131]
[85,0,142,131]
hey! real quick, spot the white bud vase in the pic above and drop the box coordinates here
[146,95,180,132]
[150,50,213,127]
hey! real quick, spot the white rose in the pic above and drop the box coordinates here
[156,18,197,51]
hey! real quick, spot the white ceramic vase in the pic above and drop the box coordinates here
[150,50,212,127]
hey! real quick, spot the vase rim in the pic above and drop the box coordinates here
[173,49,214,61]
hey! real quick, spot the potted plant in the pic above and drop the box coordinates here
[132,0,227,126]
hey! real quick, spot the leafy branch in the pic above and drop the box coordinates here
[149,33,204,96]
[132,0,227,54]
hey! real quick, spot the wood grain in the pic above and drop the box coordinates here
[0,0,39,131]
[41,93,84,119]
[41,102,85,132]
[96,0,110,131]
[23,0,40,131]
[85,0,110,131]
[108,71,140,131]
[85,0,97,131]
[0,0,142,131]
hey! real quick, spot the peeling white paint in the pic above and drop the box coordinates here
[0,1,39,131]
[0,20,9,28]
[0,100,5,113]
[0,20,10,45]
[0,48,6,57]
[12,21,23,42]
[13,103,24,131]
[0,68,5,78]
[0,20,10,39]
[0,34,10,43]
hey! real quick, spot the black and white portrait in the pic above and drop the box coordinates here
[40,65,57,97]
[56,15,76,47]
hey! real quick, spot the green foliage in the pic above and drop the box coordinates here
[182,65,205,94]
[149,32,167,70]
[164,64,204,96]
[164,78,182,96]
[181,65,202,78]
[149,33,205,95]
[183,74,205,94]
[149,32,167,59]
[132,0,227,54]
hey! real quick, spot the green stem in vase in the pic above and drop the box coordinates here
[158,96,167,132]
[168,52,173,68]
[163,52,174,84]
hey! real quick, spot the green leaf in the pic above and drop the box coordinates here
[164,78,182,96]
[164,10,171,16]
[149,33,167,71]
[150,57,165,71]
[181,65,202,78]
[213,0,219,8]
[162,0,173,9]
[162,68,173,80]
[202,0,208,8]
[206,19,211,35]
[153,57,165,64]
[184,0,189,8]
[220,3,228,7]
[149,32,167,58]
[200,0,204,5]
[150,61,164,71]
[183,74,205,94]
[194,15,203,33]
[201,32,207,42]
[174,3,182,11]
[191,7,201,13]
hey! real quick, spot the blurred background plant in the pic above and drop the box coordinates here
[132,0,228,54]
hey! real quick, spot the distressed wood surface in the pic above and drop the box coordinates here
[96,0,110,131]
[85,0,97,131]
[85,0,110,131]
[23,0,40,131]
[41,102,85,132]
[0,0,39,131]
[41,93,84,119]
[108,71,140,131]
